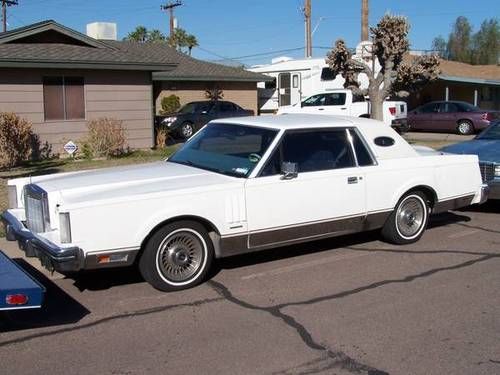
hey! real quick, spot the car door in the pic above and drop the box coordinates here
[194,102,215,129]
[409,103,438,131]
[244,128,366,249]
[431,102,459,131]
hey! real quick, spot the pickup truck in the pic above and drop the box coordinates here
[157,100,254,139]
[277,90,408,131]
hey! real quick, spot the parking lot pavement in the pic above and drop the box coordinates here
[1,202,499,375]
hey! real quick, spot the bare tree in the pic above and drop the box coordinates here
[326,14,440,121]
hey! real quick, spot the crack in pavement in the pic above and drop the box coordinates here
[208,250,500,375]
[275,251,499,310]
[208,280,388,375]
[0,296,224,348]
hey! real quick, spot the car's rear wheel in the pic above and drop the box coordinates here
[139,221,214,292]
[381,192,429,245]
[180,122,194,139]
[457,120,474,135]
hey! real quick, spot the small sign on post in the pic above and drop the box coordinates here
[63,141,78,156]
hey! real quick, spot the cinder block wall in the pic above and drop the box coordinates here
[155,81,258,115]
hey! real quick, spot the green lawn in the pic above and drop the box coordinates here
[0,146,179,237]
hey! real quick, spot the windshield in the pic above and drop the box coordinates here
[476,120,500,140]
[178,102,212,114]
[168,123,279,178]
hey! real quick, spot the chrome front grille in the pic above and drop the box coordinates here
[24,184,50,233]
[479,162,495,182]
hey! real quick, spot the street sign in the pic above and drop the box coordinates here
[63,141,78,155]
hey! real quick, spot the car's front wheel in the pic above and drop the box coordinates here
[139,221,214,292]
[381,192,429,244]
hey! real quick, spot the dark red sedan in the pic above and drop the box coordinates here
[408,101,500,135]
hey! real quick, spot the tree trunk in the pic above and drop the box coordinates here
[369,90,384,121]
[361,0,369,41]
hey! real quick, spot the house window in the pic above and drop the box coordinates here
[43,77,85,120]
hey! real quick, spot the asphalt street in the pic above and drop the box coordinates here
[0,202,499,375]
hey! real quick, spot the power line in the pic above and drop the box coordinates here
[1,0,18,32]
[160,1,182,37]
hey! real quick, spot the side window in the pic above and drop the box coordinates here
[260,146,282,177]
[352,94,365,103]
[260,130,355,176]
[420,103,438,113]
[219,102,236,112]
[302,94,323,107]
[324,93,346,106]
[320,67,336,81]
[349,130,375,166]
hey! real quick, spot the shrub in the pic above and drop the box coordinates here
[155,126,170,148]
[160,95,181,115]
[0,112,35,169]
[83,118,127,158]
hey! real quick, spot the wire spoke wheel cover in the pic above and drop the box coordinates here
[156,229,206,284]
[396,195,426,239]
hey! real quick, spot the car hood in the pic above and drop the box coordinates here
[440,139,500,163]
[32,161,237,207]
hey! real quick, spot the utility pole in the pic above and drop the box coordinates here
[1,0,18,33]
[361,0,369,41]
[161,0,182,37]
[303,0,312,58]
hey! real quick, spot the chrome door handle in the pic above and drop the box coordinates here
[347,176,358,184]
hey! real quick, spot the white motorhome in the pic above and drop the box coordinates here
[248,42,380,114]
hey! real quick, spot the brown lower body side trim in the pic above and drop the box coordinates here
[219,211,392,258]
[432,194,475,214]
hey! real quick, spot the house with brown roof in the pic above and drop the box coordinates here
[408,58,500,110]
[0,20,269,152]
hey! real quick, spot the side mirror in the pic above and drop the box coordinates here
[281,162,298,180]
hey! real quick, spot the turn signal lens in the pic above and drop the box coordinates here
[6,294,29,305]
[59,212,72,243]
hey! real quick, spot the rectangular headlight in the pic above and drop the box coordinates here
[59,212,72,244]
[7,186,18,209]
[495,165,500,178]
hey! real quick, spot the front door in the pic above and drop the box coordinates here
[278,73,291,106]
[245,128,366,249]
[290,73,301,106]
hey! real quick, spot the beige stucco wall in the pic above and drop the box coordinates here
[155,81,258,115]
[0,68,153,153]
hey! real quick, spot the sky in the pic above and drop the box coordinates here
[5,0,499,66]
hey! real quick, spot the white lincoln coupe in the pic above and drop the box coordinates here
[2,115,488,291]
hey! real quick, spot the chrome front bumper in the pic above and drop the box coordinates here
[1,210,83,273]
[479,183,490,204]
[488,180,500,200]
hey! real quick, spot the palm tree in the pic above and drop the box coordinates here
[148,29,166,43]
[186,34,198,56]
[125,26,148,43]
